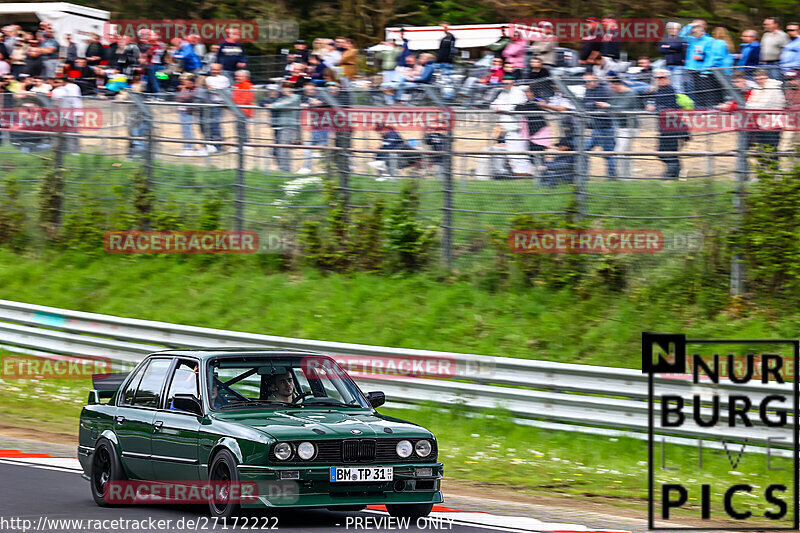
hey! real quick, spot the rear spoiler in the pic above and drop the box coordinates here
[88,372,129,404]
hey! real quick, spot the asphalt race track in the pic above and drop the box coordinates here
[0,452,634,533]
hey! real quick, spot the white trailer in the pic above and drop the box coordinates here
[0,2,110,52]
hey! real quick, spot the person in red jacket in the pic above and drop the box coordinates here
[232,69,254,151]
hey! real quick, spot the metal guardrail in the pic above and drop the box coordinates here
[0,299,792,447]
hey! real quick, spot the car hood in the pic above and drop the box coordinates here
[210,408,431,440]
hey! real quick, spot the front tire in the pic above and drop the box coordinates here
[386,503,434,518]
[208,449,241,519]
[90,438,125,506]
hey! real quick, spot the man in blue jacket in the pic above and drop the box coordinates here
[736,30,761,72]
[781,23,800,72]
[679,20,716,107]
[659,22,687,93]
[218,29,247,81]
[172,38,202,73]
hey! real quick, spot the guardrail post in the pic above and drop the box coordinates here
[713,70,747,296]
[215,89,249,232]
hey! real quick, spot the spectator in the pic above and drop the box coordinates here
[659,22,687,93]
[323,40,342,69]
[515,85,552,171]
[746,68,785,158]
[298,82,329,174]
[368,123,413,179]
[709,27,734,68]
[172,37,202,73]
[780,22,800,72]
[761,17,789,68]
[647,70,685,178]
[201,44,219,75]
[175,73,205,156]
[257,84,282,163]
[39,27,59,79]
[779,70,800,158]
[293,40,310,64]
[64,33,78,67]
[71,57,98,95]
[205,63,230,153]
[142,32,166,93]
[607,76,639,179]
[736,30,761,70]
[582,72,616,178]
[381,54,421,104]
[680,20,715,107]
[232,69,254,152]
[375,39,401,84]
[24,46,43,78]
[339,38,358,80]
[502,31,527,70]
[600,14,621,60]
[579,18,603,65]
[218,29,246,80]
[531,21,556,67]
[487,27,510,58]
[51,76,82,155]
[523,57,552,98]
[490,77,531,176]
[436,22,457,74]
[84,33,104,67]
[111,35,140,77]
[262,81,301,173]
[396,29,412,67]
[189,35,206,61]
[538,137,576,187]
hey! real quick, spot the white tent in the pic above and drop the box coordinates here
[0,2,110,51]
[385,24,510,51]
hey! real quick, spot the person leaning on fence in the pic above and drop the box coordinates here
[647,70,685,179]
[204,63,230,153]
[262,81,301,173]
[582,72,616,179]
[490,77,532,177]
[231,69,255,153]
[746,69,786,161]
[607,76,639,179]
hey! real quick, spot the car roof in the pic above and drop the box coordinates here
[147,348,328,360]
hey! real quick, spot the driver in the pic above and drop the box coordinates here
[210,379,230,409]
[268,371,296,403]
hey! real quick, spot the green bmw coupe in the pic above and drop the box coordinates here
[78,349,443,518]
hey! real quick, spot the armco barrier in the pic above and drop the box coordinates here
[0,299,792,445]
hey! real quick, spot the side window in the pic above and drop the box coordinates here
[166,360,200,410]
[120,362,148,406]
[133,359,172,408]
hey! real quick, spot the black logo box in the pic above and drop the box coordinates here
[643,333,800,530]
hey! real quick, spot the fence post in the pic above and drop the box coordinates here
[127,93,155,229]
[713,70,747,296]
[551,75,587,219]
[319,88,351,213]
[33,94,64,226]
[215,89,249,232]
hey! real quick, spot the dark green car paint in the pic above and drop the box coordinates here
[78,350,444,508]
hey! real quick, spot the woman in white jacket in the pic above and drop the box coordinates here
[746,69,786,159]
[490,78,531,176]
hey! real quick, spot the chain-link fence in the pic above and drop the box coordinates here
[4,65,799,290]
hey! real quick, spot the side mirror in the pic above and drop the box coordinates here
[173,394,203,415]
[366,391,385,408]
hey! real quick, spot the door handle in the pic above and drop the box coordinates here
[154,421,164,432]
[115,416,125,425]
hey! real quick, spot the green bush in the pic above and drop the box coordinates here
[0,175,28,251]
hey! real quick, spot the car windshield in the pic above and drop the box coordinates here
[207,355,370,411]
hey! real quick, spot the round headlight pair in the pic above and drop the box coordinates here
[396,439,432,458]
[274,442,316,461]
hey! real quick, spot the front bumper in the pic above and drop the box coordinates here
[236,463,444,508]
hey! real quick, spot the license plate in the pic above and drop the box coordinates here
[330,466,393,482]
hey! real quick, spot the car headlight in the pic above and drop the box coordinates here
[274,442,292,461]
[297,441,315,460]
[396,440,413,458]
[415,439,432,457]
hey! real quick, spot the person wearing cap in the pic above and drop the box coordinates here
[646,70,684,179]
[531,22,556,67]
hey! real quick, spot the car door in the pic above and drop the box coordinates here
[151,358,202,481]
[115,357,173,480]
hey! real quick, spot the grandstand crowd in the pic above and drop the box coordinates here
[1,16,800,180]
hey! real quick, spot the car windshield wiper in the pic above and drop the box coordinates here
[219,400,298,409]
